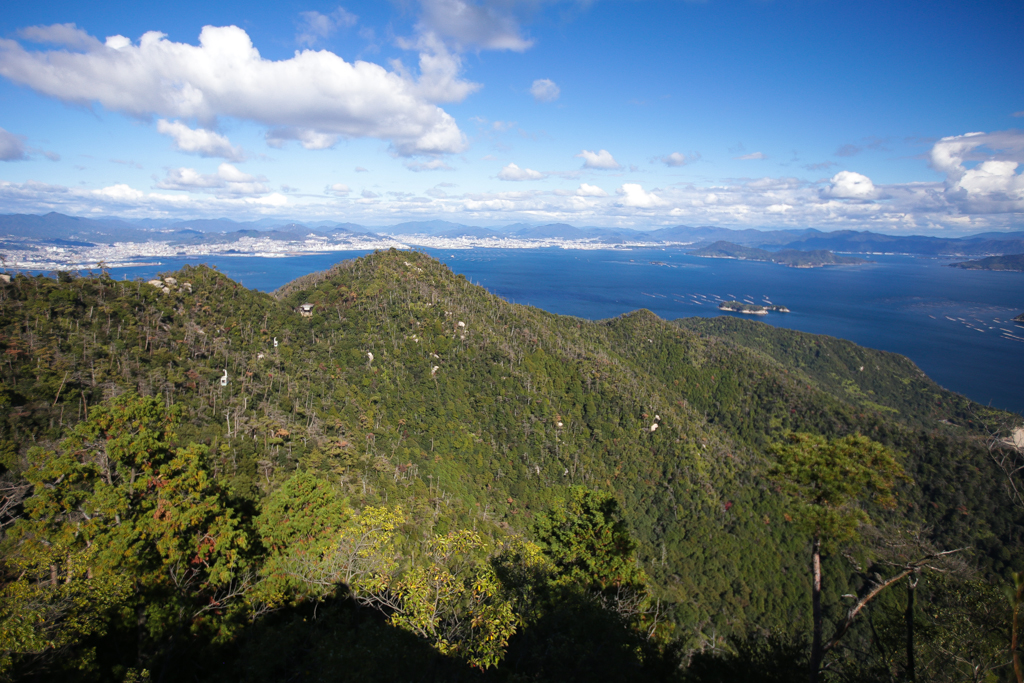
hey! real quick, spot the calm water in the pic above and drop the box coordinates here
[107,249,1024,415]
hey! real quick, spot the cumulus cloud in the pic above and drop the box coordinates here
[930,130,1024,212]
[822,171,879,200]
[576,183,607,197]
[616,183,667,208]
[0,127,28,161]
[0,167,1016,232]
[156,119,244,160]
[296,7,357,47]
[530,78,560,102]
[576,149,620,170]
[735,151,767,160]
[0,24,470,156]
[326,183,351,196]
[155,163,271,196]
[418,0,533,52]
[659,151,700,167]
[0,177,297,219]
[498,162,545,181]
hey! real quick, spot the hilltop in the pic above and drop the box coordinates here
[0,251,1020,682]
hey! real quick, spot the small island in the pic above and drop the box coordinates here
[947,253,1024,272]
[1014,312,1024,323]
[691,241,871,267]
[718,300,790,315]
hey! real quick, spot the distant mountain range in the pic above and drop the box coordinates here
[1,212,1023,256]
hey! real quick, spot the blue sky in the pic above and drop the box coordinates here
[0,0,1022,233]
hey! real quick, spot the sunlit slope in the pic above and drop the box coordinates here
[1,249,1019,639]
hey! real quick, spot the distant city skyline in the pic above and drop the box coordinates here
[0,0,1022,234]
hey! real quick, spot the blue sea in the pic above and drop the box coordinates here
[107,248,1024,415]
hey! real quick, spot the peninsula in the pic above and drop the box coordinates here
[691,240,870,267]
[947,253,1024,272]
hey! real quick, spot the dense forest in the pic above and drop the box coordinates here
[0,249,1021,682]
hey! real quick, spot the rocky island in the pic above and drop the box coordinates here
[692,240,870,267]
[718,300,790,315]
[947,253,1024,272]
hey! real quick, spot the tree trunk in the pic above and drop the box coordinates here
[810,536,823,683]
[905,575,917,682]
[1013,576,1023,683]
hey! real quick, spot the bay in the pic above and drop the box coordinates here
[106,248,1024,415]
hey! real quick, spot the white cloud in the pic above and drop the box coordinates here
[929,130,1024,212]
[659,151,700,167]
[0,127,27,161]
[6,128,1024,231]
[265,127,339,150]
[616,183,667,208]
[0,24,469,156]
[822,171,879,200]
[355,166,369,172]
[405,159,455,172]
[156,119,244,160]
[395,31,482,104]
[498,162,545,181]
[576,183,607,197]
[95,184,145,202]
[0,178,300,219]
[735,151,767,160]
[957,160,1024,195]
[18,23,103,51]
[155,163,271,196]
[530,78,560,102]
[576,149,620,170]
[418,0,533,52]
[296,8,358,47]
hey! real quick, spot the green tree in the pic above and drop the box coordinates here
[254,470,351,606]
[532,487,645,594]
[0,541,131,677]
[371,530,517,670]
[6,394,253,670]
[769,432,905,683]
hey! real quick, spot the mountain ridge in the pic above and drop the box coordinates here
[3,212,1024,256]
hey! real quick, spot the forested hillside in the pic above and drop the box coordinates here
[0,250,1020,682]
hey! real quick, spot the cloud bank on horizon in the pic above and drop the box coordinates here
[0,0,1021,235]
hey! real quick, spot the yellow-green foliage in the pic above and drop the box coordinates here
[384,530,517,670]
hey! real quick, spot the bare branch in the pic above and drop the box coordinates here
[823,547,968,655]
